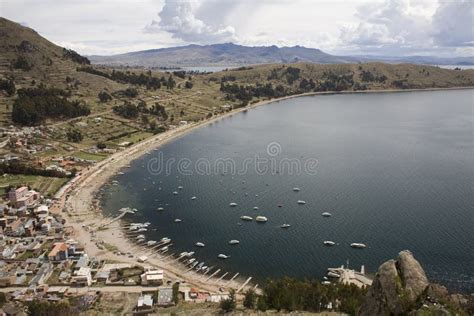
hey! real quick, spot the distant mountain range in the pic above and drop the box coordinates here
[89,43,474,67]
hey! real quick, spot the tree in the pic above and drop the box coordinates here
[98,91,112,103]
[27,300,72,316]
[167,75,176,90]
[0,79,16,96]
[243,288,256,309]
[172,282,180,304]
[220,289,236,312]
[184,80,193,89]
[257,296,268,311]
[66,129,83,143]
[11,87,90,125]
[0,292,6,306]
[97,142,106,149]
[13,56,32,71]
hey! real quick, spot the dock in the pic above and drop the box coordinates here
[206,269,221,281]
[227,272,239,285]
[100,208,135,228]
[237,277,252,293]
[327,265,373,288]
[215,272,228,284]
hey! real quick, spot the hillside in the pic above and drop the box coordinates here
[89,43,356,67]
[89,42,474,68]
[0,17,131,125]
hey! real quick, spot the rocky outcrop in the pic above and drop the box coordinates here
[359,250,429,316]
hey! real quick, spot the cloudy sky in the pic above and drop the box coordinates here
[1,0,472,56]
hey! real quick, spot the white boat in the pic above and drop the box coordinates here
[253,206,259,210]
[280,224,291,228]
[191,196,197,200]
[173,191,178,195]
[322,212,332,217]
[178,186,183,189]
[228,240,240,245]
[327,271,341,278]
[179,252,188,257]
[195,242,206,247]
[323,241,336,246]
[137,228,147,232]
[350,243,367,248]
[118,172,125,175]
[322,281,331,285]
[147,240,157,246]
[136,234,145,239]
[293,187,301,192]
[188,258,195,264]
[297,200,306,205]
[143,222,151,226]
[218,254,230,259]
[240,216,253,221]
[256,216,268,223]
[229,202,238,207]
[161,237,170,242]
[187,251,195,256]
[196,262,204,270]
[157,207,164,211]
[160,246,169,252]
[174,219,182,223]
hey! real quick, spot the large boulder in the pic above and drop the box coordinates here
[359,250,429,316]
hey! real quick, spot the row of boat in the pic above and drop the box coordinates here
[323,241,367,248]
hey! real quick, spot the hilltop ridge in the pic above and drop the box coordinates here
[89,42,474,68]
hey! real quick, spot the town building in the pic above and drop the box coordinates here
[140,269,163,286]
[8,187,40,208]
[47,242,68,261]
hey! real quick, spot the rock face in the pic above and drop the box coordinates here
[359,250,429,316]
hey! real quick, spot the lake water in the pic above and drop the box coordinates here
[101,89,474,293]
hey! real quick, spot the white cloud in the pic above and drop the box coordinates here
[432,0,474,47]
[144,0,237,44]
[339,0,433,54]
[338,0,473,56]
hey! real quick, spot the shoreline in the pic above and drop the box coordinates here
[59,86,472,293]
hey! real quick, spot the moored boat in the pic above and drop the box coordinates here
[240,216,253,221]
[228,240,240,245]
[323,241,336,246]
[256,216,268,222]
[322,212,332,217]
[297,200,306,205]
[218,254,230,259]
[350,243,367,248]
[195,242,205,247]
[280,224,290,228]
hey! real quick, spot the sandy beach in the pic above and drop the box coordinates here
[56,86,473,294]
